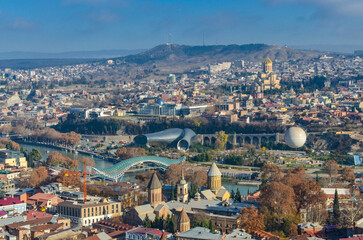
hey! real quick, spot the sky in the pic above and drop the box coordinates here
[0,0,362,52]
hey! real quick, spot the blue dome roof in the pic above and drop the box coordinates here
[156,98,164,105]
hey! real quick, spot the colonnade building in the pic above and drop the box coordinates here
[57,198,121,227]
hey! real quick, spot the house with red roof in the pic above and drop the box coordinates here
[0,197,26,215]
[253,230,280,240]
[27,193,63,212]
[0,210,7,219]
[23,210,53,220]
[126,227,172,240]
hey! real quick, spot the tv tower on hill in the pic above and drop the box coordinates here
[167,32,172,45]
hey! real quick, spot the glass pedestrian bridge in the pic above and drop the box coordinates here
[93,155,185,182]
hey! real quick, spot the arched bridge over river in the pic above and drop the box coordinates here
[93,155,185,182]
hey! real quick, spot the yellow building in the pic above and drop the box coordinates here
[206,162,231,201]
[57,198,121,227]
[263,57,273,73]
[255,57,281,91]
[0,149,27,168]
[207,162,222,194]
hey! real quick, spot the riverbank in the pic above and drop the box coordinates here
[16,139,117,162]
[222,176,261,186]
[19,142,115,171]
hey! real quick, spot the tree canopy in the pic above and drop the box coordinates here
[238,205,265,233]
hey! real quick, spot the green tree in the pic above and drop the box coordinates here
[189,183,198,198]
[171,184,175,200]
[31,148,42,160]
[174,183,177,199]
[143,214,152,228]
[152,215,163,229]
[236,189,242,202]
[166,214,175,233]
[208,220,213,231]
[231,189,236,200]
[332,189,340,225]
[259,175,268,190]
[26,148,43,167]
[215,131,228,150]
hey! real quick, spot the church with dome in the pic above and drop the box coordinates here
[123,162,249,233]
[253,57,281,92]
[200,162,231,201]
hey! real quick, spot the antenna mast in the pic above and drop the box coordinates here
[203,32,205,46]
[167,33,172,45]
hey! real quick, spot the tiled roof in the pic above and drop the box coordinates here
[0,216,26,227]
[148,172,162,190]
[7,216,53,228]
[29,193,57,201]
[207,162,221,177]
[176,227,223,240]
[30,223,63,232]
[134,204,154,215]
[253,230,280,240]
[0,197,23,206]
[23,210,53,220]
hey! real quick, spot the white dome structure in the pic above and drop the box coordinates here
[285,127,307,148]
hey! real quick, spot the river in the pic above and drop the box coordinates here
[222,182,259,196]
[19,143,114,171]
[20,143,258,195]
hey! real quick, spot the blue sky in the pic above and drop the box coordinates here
[0,0,362,52]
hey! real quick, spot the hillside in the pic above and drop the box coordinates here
[119,43,321,69]
[0,43,322,70]
[0,58,99,69]
[0,49,145,60]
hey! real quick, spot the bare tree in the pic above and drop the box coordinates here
[325,160,339,184]
[340,195,363,227]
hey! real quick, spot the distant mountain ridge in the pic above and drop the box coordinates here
[0,49,145,60]
[0,43,326,69]
[119,43,322,68]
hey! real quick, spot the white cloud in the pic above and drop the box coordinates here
[62,0,129,7]
[10,18,36,30]
[87,9,119,23]
[270,0,363,17]
[0,18,36,31]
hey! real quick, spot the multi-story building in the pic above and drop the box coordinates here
[0,197,27,215]
[175,227,224,240]
[0,149,27,168]
[0,179,15,192]
[125,227,171,240]
[57,198,122,227]
[27,193,62,212]
[5,188,34,202]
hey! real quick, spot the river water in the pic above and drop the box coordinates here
[222,182,259,196]
[20,143,114,170]
[20,143,258,195]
